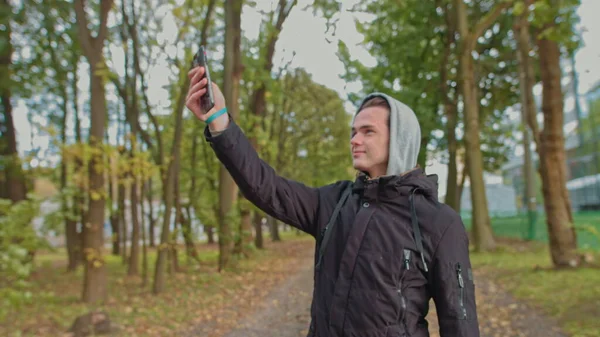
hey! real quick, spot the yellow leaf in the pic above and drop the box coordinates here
[91,191,101,201]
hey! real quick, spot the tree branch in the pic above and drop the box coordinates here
[73,0,93,57]
[97,0,114,45]
[468,1,513,51]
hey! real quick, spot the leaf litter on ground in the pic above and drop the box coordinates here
[0,235,315,337]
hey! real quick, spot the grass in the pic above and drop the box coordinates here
[0,231,315,337]
[471,239,600,337]
[464,211,600,250]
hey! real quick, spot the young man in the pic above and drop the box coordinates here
[186,67,480,337]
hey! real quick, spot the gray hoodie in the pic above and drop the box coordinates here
[353,92,421,176]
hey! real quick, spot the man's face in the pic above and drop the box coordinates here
[350,106,390,178]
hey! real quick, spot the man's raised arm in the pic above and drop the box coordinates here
[186,66,322,236]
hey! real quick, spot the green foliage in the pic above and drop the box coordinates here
[265,68,353,186]
[474,10,521,171]
[337,0,521,174]
[530,0,582,53]
[0,197,42,320]
[337,0,446,134]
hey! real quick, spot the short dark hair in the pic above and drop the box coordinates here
[358,96,390,127]
[359,96,390,111]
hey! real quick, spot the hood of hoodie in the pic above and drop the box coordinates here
[352,92,421,177]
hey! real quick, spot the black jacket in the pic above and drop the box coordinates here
[205,118,480,337]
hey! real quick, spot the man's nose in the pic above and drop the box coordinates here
[350,133,362,146]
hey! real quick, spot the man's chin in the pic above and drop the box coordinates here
[352,162,367,172]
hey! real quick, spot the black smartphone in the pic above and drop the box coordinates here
[191,46,215,113]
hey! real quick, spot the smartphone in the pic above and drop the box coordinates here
[191,46,215,113]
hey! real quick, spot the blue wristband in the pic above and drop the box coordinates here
[206,107,227,124]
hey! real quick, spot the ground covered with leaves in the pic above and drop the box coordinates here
[2,235,598,337]
[190,238,599,337]
[0,233,315,337]
[471,238,600,337]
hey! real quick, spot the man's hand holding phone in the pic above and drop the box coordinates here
[186,63,228,133]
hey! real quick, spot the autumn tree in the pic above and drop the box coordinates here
[74,0,114,303]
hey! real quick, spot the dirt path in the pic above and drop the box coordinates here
[191,256,569,337]
[220,259,314,337]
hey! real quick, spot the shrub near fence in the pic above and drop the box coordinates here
[461,211,600,250]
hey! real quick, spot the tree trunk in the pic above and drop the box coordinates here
[147,180,155,248]
[457,160,468,214]
[177,174,200,263]
[235,207,252,256]
[108,165,120,256]
[74,0,113,304]
[118,177,127,264]
[218,0,243,271]
[55,73,82,271]
[63,154,81,271]
[0,0,27,202]
[245,1,296,251]
[445,104,459,211]
[515,11,538,240]
[127,179,140,276]
[141,181,148,287]
[71,61,86,268]
[206,225,215,244]
[254,212,264,249]
[235,191,254,255]
[454,0,509,251]
[270,216,281,242]
[441,2,459,211]
[536,29,580,268]
[152,65,185,292]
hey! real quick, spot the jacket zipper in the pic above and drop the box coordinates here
[456,262,467,319]
[396,249,412,336]
[403,249,411,271]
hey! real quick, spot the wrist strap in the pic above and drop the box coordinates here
[206,107,227,124]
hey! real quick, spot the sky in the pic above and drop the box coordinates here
[12,0,600,198]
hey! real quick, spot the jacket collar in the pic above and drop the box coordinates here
[352,168,438,201]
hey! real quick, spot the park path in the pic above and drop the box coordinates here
[187,250,568,337]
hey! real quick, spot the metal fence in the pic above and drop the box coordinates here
[461,211,600,250]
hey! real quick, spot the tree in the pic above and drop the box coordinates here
[246,0,298,250]
[218,0,243,268]
[74,0,114,304]
[153,0,216,292]
[454,0,513,251]
[0,0,27,203]
[531,0,581,267]
[514,2,540,240]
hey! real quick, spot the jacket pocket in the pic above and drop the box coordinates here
[455,262,468,320]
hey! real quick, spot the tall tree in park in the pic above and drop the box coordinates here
[454,0,513,251]
[532,0,581,267]
[0,0,27,203]
[245,0,298,250]
[154,0,216,292]
[73,0,113,303]
[218,0,243,269]
[514,2,540,240]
